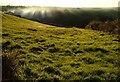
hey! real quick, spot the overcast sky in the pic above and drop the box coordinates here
[0,0,119,7]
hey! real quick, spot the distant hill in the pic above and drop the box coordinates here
[2,6,119,27]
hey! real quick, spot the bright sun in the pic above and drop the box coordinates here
[0,0,119,8]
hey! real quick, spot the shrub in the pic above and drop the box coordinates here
[2,55,18,80]
[30,47,43,54]
[10,44,22,49]
[42,58,53,63]
[82,57,94,64]
[78,71,88,77]
[74,50,83,54]
[84,76,101,81]
[14,37,23,40]
[27,28,37,31]
[45,44,55,47]
[70,63,80,68]
[85,19,120,34]
[2,41,11,49]
[34,38,46,42]
[44,66,61,75]
[48,47,59,53]
[2,33,9,37]
[85,21,102,30]
[24,68,38,78]
[84,47,109,54]
[2,51,20,80]
[91,70,105,75]
[64,49,73,56]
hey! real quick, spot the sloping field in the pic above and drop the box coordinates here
[2,14,120,81]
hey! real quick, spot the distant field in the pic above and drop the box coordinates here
[2,14,120,81]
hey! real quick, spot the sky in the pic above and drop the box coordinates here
[0,0,120,8]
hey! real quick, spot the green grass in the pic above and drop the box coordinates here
[2,14,120,81]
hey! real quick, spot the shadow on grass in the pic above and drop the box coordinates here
[84,47,109,54]
[2,54,19,81]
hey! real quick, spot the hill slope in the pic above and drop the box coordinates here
[2,14,120,80]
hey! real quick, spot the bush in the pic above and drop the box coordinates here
[2,33,9,37]
[70,63,80,68]
[10,44,22,49]
[82,57,94,64]
[2,51,20,81]
[91,70,105,75]
[85,21,102,30]
[44,66,61,75]
[24,68,38,78]
[27,28,37,31]
[84,76,101,81]
[2,55,18,80]
[34,38,46,42]
[84,47,109,54]
[64,49,73,56]
[30,47,43,54]
[48,47,59,53]
[2,41,11,49]
[85,19,120,34]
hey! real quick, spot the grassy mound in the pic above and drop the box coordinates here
[2,14,120,81]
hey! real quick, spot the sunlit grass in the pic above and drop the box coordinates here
[2,14,120,80]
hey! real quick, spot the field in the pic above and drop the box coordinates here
[2,14,120,81]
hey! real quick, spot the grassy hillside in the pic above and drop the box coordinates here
[2,14,120,81]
